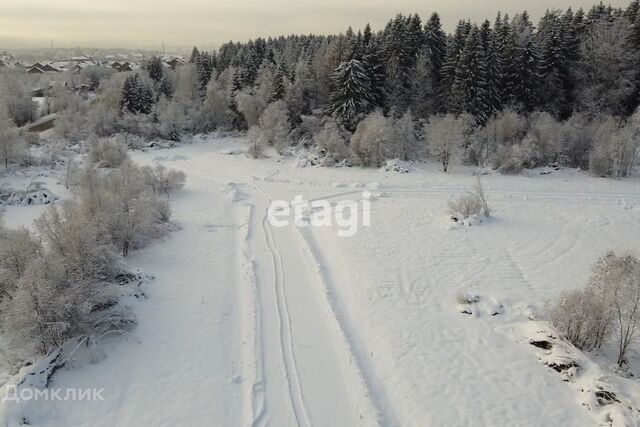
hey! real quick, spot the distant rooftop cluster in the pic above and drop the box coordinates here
[0,52,187,75]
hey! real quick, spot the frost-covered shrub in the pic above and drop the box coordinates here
[548,287,612,351]
[549,252,640,366]
[0,226,41,301]
[236,89,266,128]
[88,137,129,168]
[92,161,173,256]
[0,156,183,362]
[87,102,121,138]
[350,110,395,167]
[589,114,639,178]
[0,72,36,126]
[448,178,490,221]
[55,108,89,143]
[202,79,233,131]
[247,126,266,159]
[526,112,563,166]
[313,119,349,165]
[471,109,527,166]
[589,252,640,366]
[496,144,527,174]
[154,97,189,141]
[393,110,418,161]
[424,113,472,172]
[559,113,592,168]
[448,194,484,220]
[141,164,186,196]
[0,106,27,169]
[257,100,291,154]
[1,202,123,361]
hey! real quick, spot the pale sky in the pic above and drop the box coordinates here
[0,0,632,50]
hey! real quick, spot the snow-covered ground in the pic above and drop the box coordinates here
[2,136,640,426]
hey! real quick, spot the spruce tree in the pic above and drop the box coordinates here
[327,59,375,131]
[158,77,173,99]
[271,63,286,102]
[120,73,153,114]
[196,52,213,96]
[424,13,447,104]
[485,31,504,115]
[514,38,542,112]
[409,53,436,118]
[495,14,518,106]
[362,38,386,109]
[189,46,200,64]
[147,56,164,83]
[450,26,489,123]
[442,20,472,111]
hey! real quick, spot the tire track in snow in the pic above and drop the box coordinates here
[294,226,390,426]
[253,183,313,427]
[183,166,306,426]
[188,158,378,425]
[235,204,267,427]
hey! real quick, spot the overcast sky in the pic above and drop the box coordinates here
[0,0,632,50]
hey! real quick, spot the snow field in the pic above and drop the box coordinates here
[1,136,639,426]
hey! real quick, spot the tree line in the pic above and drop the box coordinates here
[40,1,640,176]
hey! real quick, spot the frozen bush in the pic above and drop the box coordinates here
[587,116,638,178]
[471,109,527,166]
[448,178,490,220]
[424,114,472,172]
[35,202,120,282]
[350,110,395,167]
[589,252,640,366]
[313,119,349,165]
[548,287,612,351]
[448,194,483,220]
[496,143,529,175]
[202,79,233,131]
[0,226,41,301]
[526,112,563,166]
[88,137,129,168]
[96,161,171,256]
[549,252,640,366]
[257,100,291,154]
[141,164,187,196]
[247,126,266,159]
[0,72,36,126]
[154,97,188,141]
[236,89,266,128]
[1,202,123,361]
[394,110,418,161]
[0,105,27,169]
[559,113,592,168]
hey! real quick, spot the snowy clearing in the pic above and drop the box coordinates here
[2,135,640,426]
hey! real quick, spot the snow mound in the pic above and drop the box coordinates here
[381,159,413,173]
[518,322,640,426]
[0,188,57,206]
[221,183,248,202]
[220,148,245,156]
[366,182,380,190]
[448,213,485,228]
